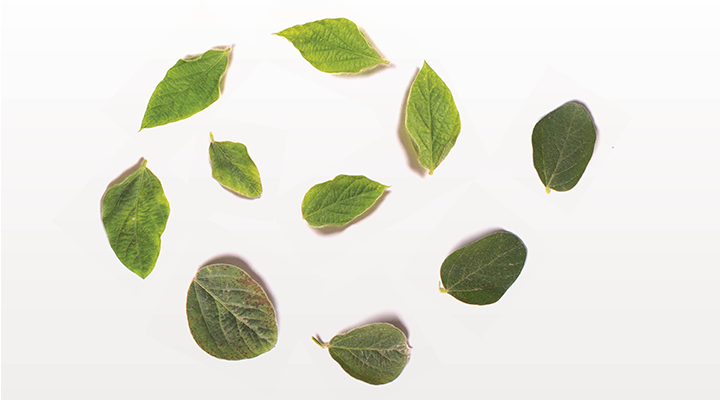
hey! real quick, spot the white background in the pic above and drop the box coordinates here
[2,0,719,398]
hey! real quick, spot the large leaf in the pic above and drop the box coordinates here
[313,323,411,385]
[209,133,262,198]
[101,159,170,278]
[405,61,462,175]
[140,46,232,130]
[186,264,277,360]
[301,175,389,228]
[440,231,527,305]
[532,101,597,193]
[275,18,389,73]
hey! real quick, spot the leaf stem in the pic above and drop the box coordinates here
[209,132,215,142]
[438,281,448,294]
[545,186,551,194]
[311,335,328,349]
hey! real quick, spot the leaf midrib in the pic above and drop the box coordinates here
[304,182,383,220]
[212,143,259,194]
[445,241,523,291]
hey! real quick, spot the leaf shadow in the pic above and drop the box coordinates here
[568,99,601,153]
[397,67,426,177]
[199,253,280,326]
[312,190,391,236]
[451,227,506,253]
[339,311,411,343]
[100,157,146,212]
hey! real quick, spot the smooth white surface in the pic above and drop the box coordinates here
[2,0,719,398]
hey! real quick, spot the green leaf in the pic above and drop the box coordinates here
[439,231,527,305]
[275,18,389,73]
[405,61,462,175]
[186,264,278,360]
[532,101,597,193]
[101,159,170,279]
[140,46,233,130]
[313,322,411,385]
[301,175,389,228]
[208,133,262,198]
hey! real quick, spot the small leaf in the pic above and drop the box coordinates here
[186,264,278,360]
[313,322,411,385]
[208,133,262,198]
[275,18,389,73]
[302,175,389,228]
[439,231,527,305]
[101,159,170,279]
[140,46,233,130]
[532,101,597,193]
[405,61,462,175]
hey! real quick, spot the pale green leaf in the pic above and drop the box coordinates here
[313,323,411,385]
[209,133,262,198]
[101,159,170,279]
[186,264,277,360]
[140,46,232,130]
[405,61,461,174]
[275,18,389,73]
[439,231,527,305]
[302,175,388,228]
[532,101,597,193]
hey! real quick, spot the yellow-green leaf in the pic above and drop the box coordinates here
[302,175,388,228]
[209,133,262,198]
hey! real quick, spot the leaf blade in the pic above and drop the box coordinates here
[101,159,170,278]
[532,101,597,192]
[301,175,388,228]
[275,18,388,73]
[140,46,232,130]
[209,133,263,198]
[405,61,461,174]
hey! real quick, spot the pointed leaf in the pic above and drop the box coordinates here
[301,175,388,228]
[532,101,597,193]
[101,159,170,278]
[440,231,527,305]
[314,323,411,385]
[140,46,232,130]
[405,61,461,174]
[186,264,278,360]
[275,18,389,73]
[208,133,262,198]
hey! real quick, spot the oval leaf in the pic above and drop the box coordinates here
[440,231,527,305]
[275,18,389,73]
[302,175,389,228]
[313,323,411,385]
[140,46,232,130]
[405,61,461,175]
[532,101,597,193]
[186,264,277,360]
[209,133,262,198]
[101,159,170,279]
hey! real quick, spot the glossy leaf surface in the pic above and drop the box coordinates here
[209,133,262,198]
[302,175,388,228]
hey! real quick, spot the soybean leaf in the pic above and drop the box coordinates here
[439,231,527,305]
[532,101,597,193]
[186,264,277,360]
[405,61,461,175]
[312,323,410,385]
[101,159,170,279]
[208,133,262,198]
[275,18,389,73]
[140,45,232,130]
[302,175,388,228]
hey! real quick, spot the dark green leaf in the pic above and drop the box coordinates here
[313,323,410,385]
[275,18,389,73]
[209,133,262,198]
[302,175,389,228]
[186,264,277,360]
[101,159,170,279]
[532,101,597,193]
[405,61,461,175]
[440,231,527,305]
[140,46,232,130]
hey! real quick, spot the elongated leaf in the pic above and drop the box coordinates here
[405,61,462,175]
[275,18,389,73]
[313,323,410,385]
[302,175,388,228]
[532,101,597,193]
[101,159,170,278]
[440,231,527,305]
[140,46,232,130]
[186,264,277,360]
[209,133,262,198]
